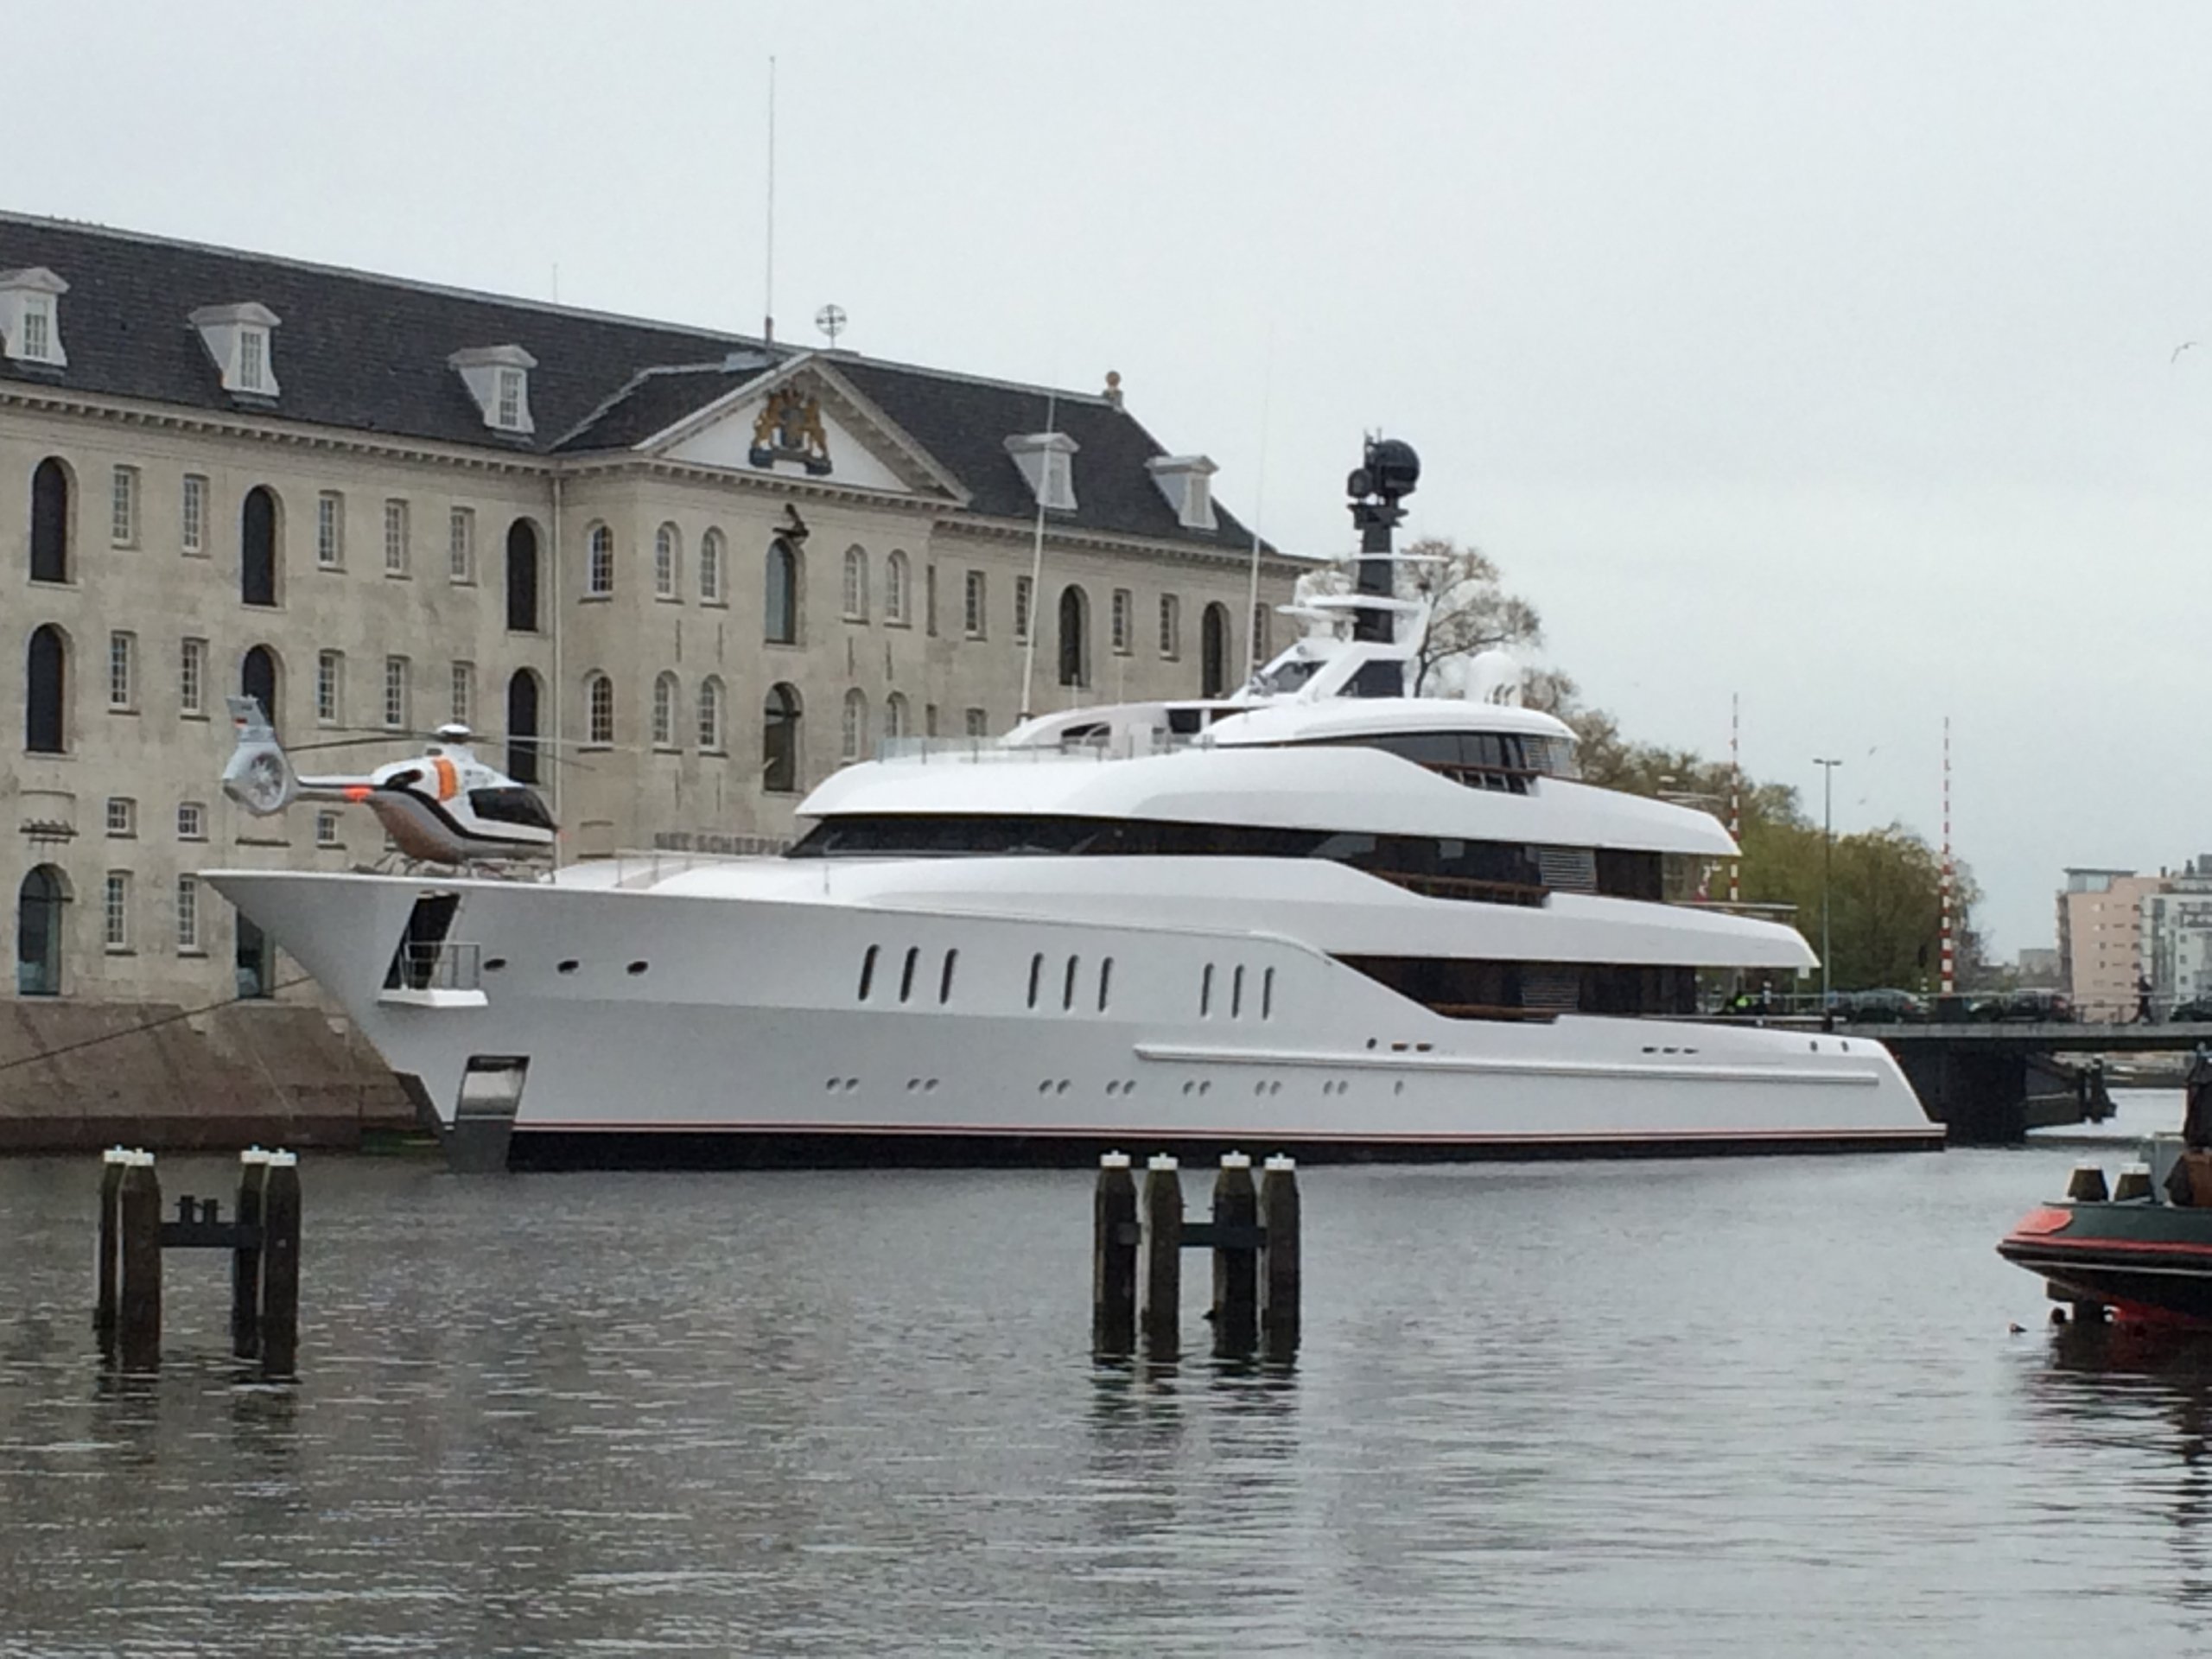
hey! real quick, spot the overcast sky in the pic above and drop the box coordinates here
[20,1,2212,955]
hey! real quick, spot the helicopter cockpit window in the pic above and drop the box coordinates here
[468,787,555,830]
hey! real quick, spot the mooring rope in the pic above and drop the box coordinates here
[0,974,318,1075]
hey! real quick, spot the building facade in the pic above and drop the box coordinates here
[0,214,1300,1007]
[2056,868,2162,1019]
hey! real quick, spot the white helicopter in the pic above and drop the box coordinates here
[219,695,557,865]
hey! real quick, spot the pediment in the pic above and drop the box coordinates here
[649,359,965,502]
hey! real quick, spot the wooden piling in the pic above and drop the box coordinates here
[1093,1153,1139,1356]
[232,1147,271,1359]
[1211,1153,1260,1356]
[1259,1154,1301,1361]
[117,1153,162,1373]
[94,1147,129,1347]
[259,1152,302,1378]
[1141,1154,1183,1359]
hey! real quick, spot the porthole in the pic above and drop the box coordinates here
[899,946,919,1004]
[1232,965,1245,1019]
[1056,1079,1071,1096]
[1201,964,1215,1017]
[556,959,579,975]
[938,949,957,1005]
[1062,955,1079,1012]
[484,957,507,973]
[1097,957,1114,1013]
[626,960,649,976]
[1027,953,1044,1010]
[1262,967,1275,1020]
[858,944,880,1001]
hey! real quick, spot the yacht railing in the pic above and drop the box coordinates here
[387,940,482,993]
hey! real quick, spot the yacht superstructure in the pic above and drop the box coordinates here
[208,439,1939,1167]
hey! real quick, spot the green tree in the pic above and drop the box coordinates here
[1305,537,1543,695]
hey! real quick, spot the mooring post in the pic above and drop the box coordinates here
[232,1147,272,1359]
[1092,1152,1139,1357]
[94,1146,129,1347]
[1141,1154,1183,1359]
[117,1151,162,1372]
[259,1151,302,1378]
[1211,1152,1260,1356]
[1259,1154,1301,1362]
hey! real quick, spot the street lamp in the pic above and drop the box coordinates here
[1814,757,1842,1007]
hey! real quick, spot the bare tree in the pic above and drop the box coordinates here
[1302,537,1545,695]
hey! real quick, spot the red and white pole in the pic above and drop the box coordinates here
[1940,715,1955,995]
[1728,692,1741,907]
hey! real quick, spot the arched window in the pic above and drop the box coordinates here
[652,671,678,747]
[884,691,909,742]
[1201,601,1231,697]
[587,524,614,596]
[766,538,799,644]
[654,524,680,599]
[842,545,868,621]
[241,485,279,607]
[841,688,868,762]
[25,625,66,753]
[505,668,542,783]
[697,675,726,752]
[885,550,910,625]
[240,645,280,737]
[16,865,65,995]
[29,458,70,583]
[1058,585,1090,689]
[585,671,613,745]
[763,682,801,792]
[505,519,541,632]
[699,528,725,605]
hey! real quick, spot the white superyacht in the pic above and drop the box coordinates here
[208,443,1937,1168]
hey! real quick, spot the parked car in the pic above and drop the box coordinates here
[2171,997,2212,1024]
[1993,988,2074,1023]
[1835,988,1929,1024]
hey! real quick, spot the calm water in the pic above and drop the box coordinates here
[4,1096,2212,1656]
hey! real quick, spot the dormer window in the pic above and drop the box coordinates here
[1146,454,1218,531]
[0,267,69,367]
[189,302,281,397]
[1004,430,1078,512]
[449,345,537,435]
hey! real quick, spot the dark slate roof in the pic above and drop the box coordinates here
[553,360,776,454]
[0,213,1262,552]
[835,359,1257,551]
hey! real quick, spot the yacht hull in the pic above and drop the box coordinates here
[208,868,1943,1169]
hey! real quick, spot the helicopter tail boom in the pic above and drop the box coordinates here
[220,695,304,816]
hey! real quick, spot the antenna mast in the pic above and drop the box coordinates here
[1016,391,1057,721]
[762,56,778,343]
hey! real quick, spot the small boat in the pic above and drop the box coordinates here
[1998,1053,2212,1325]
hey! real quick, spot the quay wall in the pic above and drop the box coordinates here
[0,1001,415,1153]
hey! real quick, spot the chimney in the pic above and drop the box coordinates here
[1103,370,1123,410]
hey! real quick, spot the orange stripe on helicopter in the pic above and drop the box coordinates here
[433,755,458,799]
[342,785,371,802]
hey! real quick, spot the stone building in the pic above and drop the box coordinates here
[2056,867,2162,1020]
[0,212,1298,1010]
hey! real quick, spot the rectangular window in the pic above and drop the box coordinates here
[180,638,207,716]
[22,299,50,361]
[448,507,475,582]
[316,493,343,568]
[238,329,266,391]
[315,810,341,848]
[964,707,988,738]
[1110,588,1132,653]
[925,703,938,737]
[176,801,206,840]
[107,631,136,710]
[1159,594,1181,658]
[383,656,410,729]
[175,874,200,953]
[105,797,136,837]
[925,564,938,637]
[496,368,523,429]
[964,570,987,639]
[316,651,343,725]
[181,474,207,555]
[384,500,410,575]
[450,660,474,726]
[1014,575,1033,644]
[104,873,130,952]
[111,466,139,547]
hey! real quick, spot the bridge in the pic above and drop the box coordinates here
[1728,1020,2212,1142]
